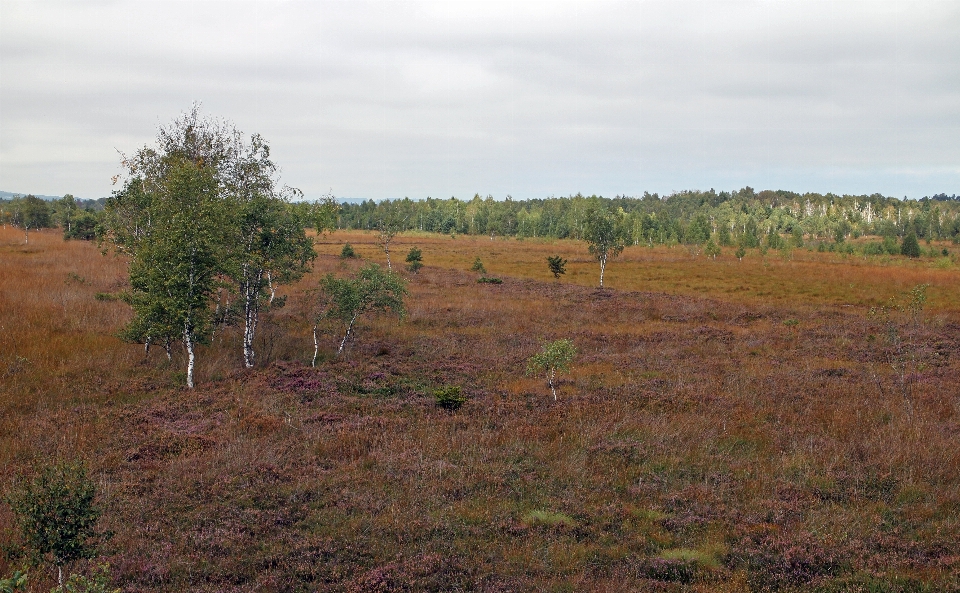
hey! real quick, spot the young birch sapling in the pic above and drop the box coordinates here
[317,263,407,358]
[5,461,103,588]
[583,207,625,288]
[526,339,577,400]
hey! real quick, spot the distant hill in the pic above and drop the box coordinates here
[0,190,72,201]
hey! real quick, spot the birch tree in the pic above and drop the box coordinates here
[318,263,407,357]
[526,339,577,400]
[103,107,233,388]
[376,201,406,270]
[121,157,226,388]
[583,206,625,288]
[225,135,314,368]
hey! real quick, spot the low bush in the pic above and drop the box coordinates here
[434,385,466,410]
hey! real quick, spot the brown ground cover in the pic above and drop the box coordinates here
[2,226,959,592]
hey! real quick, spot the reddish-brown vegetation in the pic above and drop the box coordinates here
[2,226,959,591]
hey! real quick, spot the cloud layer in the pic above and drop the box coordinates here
[2,0,958,199]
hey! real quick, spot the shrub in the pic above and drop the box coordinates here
[405,247,423,273]
[434,385,466,410]
[546,255,567,279]
[901,233,921,257]
[477,276,502,284]
[0,570,28,592]
[704,239,721,259]
[340,243,356,258]
[470,257,486,275]
[5,461,103,587]
[52,564,119,593]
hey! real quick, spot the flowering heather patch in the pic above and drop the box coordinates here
[1,228,960,590]
[270,362,339,400]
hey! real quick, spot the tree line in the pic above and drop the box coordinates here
[0,195,105,242]
[334,189,960,246]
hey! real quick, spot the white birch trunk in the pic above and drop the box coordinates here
[549,367,557,400]
[337,313,359,356]
[598,253,607,287]
[242,268,262,369]
[184,325,195,389]
[312,323,320,367]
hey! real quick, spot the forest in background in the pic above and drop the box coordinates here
[331,190,960,247]
[4,189,960,250]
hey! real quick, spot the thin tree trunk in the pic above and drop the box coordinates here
[58,565,63,588]
[337,313,359,356]
[312,323,320,367]
[385,244,392,270]
[184,325,195,389]
[598,254,607,287]
[549,367,557,400]
[242,269,263,369]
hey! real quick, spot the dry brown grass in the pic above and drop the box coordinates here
[1,226,958,591]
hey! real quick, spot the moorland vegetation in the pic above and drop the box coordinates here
[1,111,959,591]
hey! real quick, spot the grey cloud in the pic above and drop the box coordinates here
[1,0,957,200]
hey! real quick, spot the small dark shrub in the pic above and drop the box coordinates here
[340,243,356,258]
[405,247,423,273]
[546,255,567,279]
[434,385,466,410]
[470,257,486,275]
[901,233,920,258]
[477,277,502,284]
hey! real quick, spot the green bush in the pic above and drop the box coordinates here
[901,233,921,257]
[405,247,423,274]
[470,257,486,275]
[52,565,119,593]
[434,385,466,410]
[477,277,502,284]
[0,570,28,592]
[340,243,356,258]
[5,461,103,586]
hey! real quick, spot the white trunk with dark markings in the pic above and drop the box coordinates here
[242,266,263,369]
[184,324,195,389]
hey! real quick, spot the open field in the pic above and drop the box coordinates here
[2,226,959,591]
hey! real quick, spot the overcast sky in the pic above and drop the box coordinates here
[1,0,958,201]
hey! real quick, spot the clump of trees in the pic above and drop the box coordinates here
[3,195,53,243]
[101,106,335,387]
